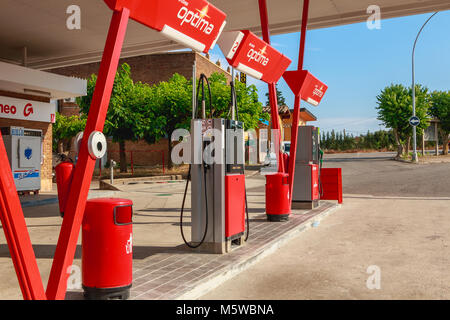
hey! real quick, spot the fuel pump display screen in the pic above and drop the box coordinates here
[225,120,245,174]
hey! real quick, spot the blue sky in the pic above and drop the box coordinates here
[208,10,450,136]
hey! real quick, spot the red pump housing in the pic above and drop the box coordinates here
[225,175,246,239]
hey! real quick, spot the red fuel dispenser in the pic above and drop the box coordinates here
[82,198,133,300]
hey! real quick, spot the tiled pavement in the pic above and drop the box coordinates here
[129,201,340,300]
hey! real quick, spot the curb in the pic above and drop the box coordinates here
[100,175,183,191]
[176,203,341,300]
[20,190,119,208]
[21,197,58,208]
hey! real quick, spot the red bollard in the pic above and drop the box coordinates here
[55,162,75,217]
[265,172,291,221]
[82,198,133,300]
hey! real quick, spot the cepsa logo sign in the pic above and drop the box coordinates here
[0,96,54,123]
[24,103,34,117]
[0,102,34,117]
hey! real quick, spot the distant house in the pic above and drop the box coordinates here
[259,105,317,141]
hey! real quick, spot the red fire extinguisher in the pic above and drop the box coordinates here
[55,160,75,217]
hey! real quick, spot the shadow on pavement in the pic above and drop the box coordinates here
[344,195,450,201]
[324,156,394,162]
[0,244,81,259]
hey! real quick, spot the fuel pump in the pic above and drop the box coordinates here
[180,74,249,254]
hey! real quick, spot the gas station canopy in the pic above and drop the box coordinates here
[1,0,449,70]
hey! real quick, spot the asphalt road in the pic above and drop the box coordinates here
[323,152,450,197]
[201,152,450,300]
[249,152,450,197]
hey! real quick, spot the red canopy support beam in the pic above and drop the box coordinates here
[0,133,46,300]
[257,0,284,173]
[46,7,130,300]
[288,0,310,206]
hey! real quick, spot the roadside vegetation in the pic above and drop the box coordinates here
[376,84,449,159]
[320,130,396,153]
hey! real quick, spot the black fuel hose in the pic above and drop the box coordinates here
[195,74,213,119]
[180,164,209,248]
[230,81,250,242]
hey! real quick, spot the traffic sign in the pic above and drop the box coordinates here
[409,116,420,126]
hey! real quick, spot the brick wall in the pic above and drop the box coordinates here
[107,138,169,167]
[47,51,231,86]
[58,101,80,117]
[0,119,52,191]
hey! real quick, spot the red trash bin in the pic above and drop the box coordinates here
[82,198,133,300]
[265,172,291,221]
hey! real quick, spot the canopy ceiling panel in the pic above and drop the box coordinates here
[0,0,448,69]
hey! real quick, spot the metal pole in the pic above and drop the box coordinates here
[110,159,115,184]
[46,8,130,300]
[412,11,438,163]
[231,67,236,120]
[287,0,310,206]
[192,59,197,119]
[258,0,284,173]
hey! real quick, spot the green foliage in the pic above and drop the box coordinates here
[77,63,159,144]
[52,112,86,152]
[196,73,266,130]
[376,84,430,143]
[430,90,450,134]
[320,130,396,151]
[265,85,286,106]
[151,73,193,137]
[153,72,266,133]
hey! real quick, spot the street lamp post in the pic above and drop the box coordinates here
[411,11,438,162]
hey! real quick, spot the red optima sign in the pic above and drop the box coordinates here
[104,0,227,53]
[217,30,291,84]
[283,70,328,106]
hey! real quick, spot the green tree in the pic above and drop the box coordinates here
[265,85,286,106]
[376,84,430,158]
[151,73,193,168]
[52,112,86,153]
[429,91,450,155]
[77,63,159,172]
[152,72,267,168]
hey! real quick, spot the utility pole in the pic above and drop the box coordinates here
[411,11,438,163]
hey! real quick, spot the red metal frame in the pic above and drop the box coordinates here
[46,8,131,300]
[258,0,311,198]
[257,0,284,173]
[0,134,46,300]
[287,0,310,206]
